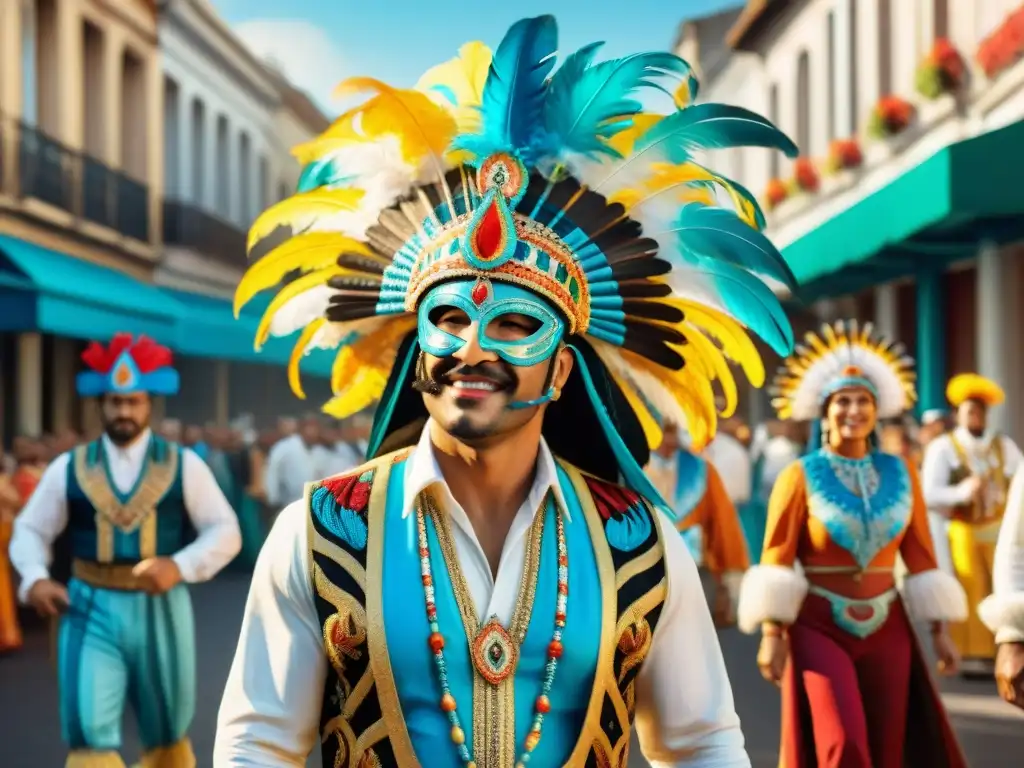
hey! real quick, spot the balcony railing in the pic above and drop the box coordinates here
[162,200,246,265]
[0,117,151,244]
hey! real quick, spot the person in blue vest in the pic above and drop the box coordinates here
[215,15,799,767]
[9,333,241,768]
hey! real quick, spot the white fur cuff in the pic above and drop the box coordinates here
[978,593,1024,644]
[900,569,968,622]
[736,564,808,634]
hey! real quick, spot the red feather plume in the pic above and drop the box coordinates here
[80,333,173,374]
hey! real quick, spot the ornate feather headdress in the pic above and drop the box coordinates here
[235,16,798,495]
[76,333,179,397]
[771,320,916,421]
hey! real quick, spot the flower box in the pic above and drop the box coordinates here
[977,6,1024,80]
[868,96,916,139]
[824,138,863,174]
[916,38,965,99]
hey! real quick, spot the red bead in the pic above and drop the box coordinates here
[558,583,568,595]
[440,693,457,712]
[555,612,566,624]
[422,574,433,587]
[547,640,563,659]
[471,279,490,305]
[535,694,551,713]
[419,547,429,558]
[429,632,445,652]
[558,555,568,566]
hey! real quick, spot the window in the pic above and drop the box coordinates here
[826,12,836,141]
[216,115,229,217]
[258,156,269,211]
[768,83,780,177]
[849,0,859,134]
[239,132,252,223]
[878,0,892,97]
[277,180,289,201]
[796,51,811,155]
[190,98,205,205]
[163,77,180,196]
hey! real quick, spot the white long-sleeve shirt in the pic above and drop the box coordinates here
[703,433,752,505]
[262,434,333,508]
[921,427,1022,512]
[9,429,241,602]
[980,468,1024,644]
[215,424,750,767]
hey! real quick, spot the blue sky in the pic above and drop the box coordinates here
[214,0,743,115]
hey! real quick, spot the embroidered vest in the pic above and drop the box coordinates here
[66,436,186,563]
[307,450,668,768]
[947,432,1008,524]
[802,450,912,569]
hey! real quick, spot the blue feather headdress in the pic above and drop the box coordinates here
[235,15,798,479]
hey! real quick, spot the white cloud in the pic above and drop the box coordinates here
[233,19,347,116]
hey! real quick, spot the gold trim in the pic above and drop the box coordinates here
[561,463,619,766]
[613,541,663,591]
[72,559,147,591]
[312,530,368,593]
[615,577,668,638]
[365,459,421,767]
[426,490,547,767]
[136,737,195,768]
[73,443,179,563]
[66,750,127,768]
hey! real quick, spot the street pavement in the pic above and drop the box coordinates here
[2,573,1022,767]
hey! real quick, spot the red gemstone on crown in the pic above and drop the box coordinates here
[471,279,490,306]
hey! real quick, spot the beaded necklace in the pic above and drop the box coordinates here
[416,492,568,768]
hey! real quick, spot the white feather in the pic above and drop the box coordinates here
[268,285,333,338]
[788,342,911,420]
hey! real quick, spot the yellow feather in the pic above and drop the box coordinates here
[673,80,693,109]
[254,267,346,349]
[331,77,456,165]
[247,188,365,254]
[635,162,761,229]
[234,234,377,317]
[604,114,662,156]
[619,348,718,450]
[415,42,493,133]
[287,318,326,399]
[670,300,765,387]
[324,317,417,418]
[682,330,738,417]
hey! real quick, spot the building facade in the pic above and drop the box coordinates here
[156,0,331,429]
[682,0,1024,439]
[0,0,337,447]
[0,0,166,442]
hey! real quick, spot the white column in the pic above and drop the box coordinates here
[809,28,829,155]
[976,245,1011,434]
[204,111,218,214]
[892,0,918,96]
[856,0,881,131]
[873,282,898,339]
[176,88,193,203]
[16,333,43,436]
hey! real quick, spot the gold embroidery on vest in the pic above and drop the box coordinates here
[316,563,368,706]
[561,463,620,766]
[364,459,422,767]
[74,444,178,562]
[948,433,1010,524]
[425,489,547,768]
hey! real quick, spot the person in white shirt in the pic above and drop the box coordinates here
[979,466,1024,709]
[262,416,330,509]
[9,333,241,768]
[216,14,804,765]
[922,373,1023,676]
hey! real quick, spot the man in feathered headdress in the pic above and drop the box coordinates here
[922,373,1023,675]
[215,15,798,766]
[10,333,241,767]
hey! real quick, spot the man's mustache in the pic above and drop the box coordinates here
[412,358,517,395]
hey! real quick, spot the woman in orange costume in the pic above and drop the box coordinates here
[0,464,23,652]
[737,321,969,767]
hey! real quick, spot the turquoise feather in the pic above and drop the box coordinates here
[296,157,354,193]
[635,102,799,162]
[672,203,797,289]
[450,15,558,164]
[604,504,653,552]
[311,486,368,550]
[543,45,693,160]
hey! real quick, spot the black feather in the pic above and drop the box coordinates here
[622,300,685,324]
[337,252,387,274]
[617,281,672,299]
[325,299,384,323]
[610,257,672,281]
[620,333,686,370]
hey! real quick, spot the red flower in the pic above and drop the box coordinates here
[828,138,863,170]
[930,38,964,85]
[765,178,788,209]
[793,157,819,192]
[874,95,915,134]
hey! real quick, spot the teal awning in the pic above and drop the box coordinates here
[164,288,333,378]
[782,119,1024,299]
[0,234,180,342]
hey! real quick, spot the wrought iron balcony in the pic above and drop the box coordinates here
[162,200,246,265]
[0,118,151,244]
